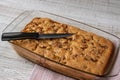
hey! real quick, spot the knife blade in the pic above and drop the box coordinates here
[1,32,73,41]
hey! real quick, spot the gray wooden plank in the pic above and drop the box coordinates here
[0,15,15,24]
[0,55,34,80]
[0,4,23,17]
[0,0,119,28]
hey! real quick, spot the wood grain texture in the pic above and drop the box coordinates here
[0,0,120,37]
[0,0,120,80]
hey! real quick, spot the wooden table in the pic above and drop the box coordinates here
[0,0,120,80]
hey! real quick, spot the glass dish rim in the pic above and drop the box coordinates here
[3,10,120,78]
[2,10,120,40]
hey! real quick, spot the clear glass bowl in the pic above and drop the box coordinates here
[3,11,120,80]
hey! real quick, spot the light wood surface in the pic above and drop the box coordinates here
[0,0,120,80]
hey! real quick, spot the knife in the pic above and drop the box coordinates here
[1,32,73,41]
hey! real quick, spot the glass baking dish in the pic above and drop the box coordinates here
[2,11,120,80]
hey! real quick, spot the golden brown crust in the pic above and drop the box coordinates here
[12,17,114,75]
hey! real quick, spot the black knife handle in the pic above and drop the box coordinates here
[1,32,39,41]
